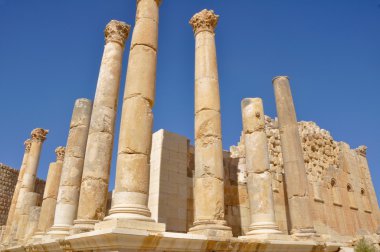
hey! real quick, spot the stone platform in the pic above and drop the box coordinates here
[4,228,349,252]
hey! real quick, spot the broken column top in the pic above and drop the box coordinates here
[272,76,289,82]
[104,20,131,46]
[241,98,265,134]
[189,9,219,35]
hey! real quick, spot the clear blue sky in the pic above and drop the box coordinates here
[0,0,379,200]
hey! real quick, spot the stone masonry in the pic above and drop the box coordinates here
[1,2,379,251]
[0,164,45,235]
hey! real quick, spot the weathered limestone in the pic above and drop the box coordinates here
[24,206,41,242]
[104,0,163,229]
[14,128,48,241]
[73,20,130,233]
[241,98,281,235]
[2,139,32,243]
[188,9,232,237]
[272,76,316,236]
[33,147,65,239]
[15,192,40,242]
[48,98,92,238]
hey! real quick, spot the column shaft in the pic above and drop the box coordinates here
[48,98,92,238]
[188,9,232,237]
[34,147,65,237]
[2,139,31,244]
[106,0,160,222]
[13,128,48,242]
[272,76,315,236]
[74,20,130,232]
[241,98,281,235]
[24,206,41,242]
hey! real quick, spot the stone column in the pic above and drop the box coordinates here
[241,98,281,235]
[14,128,48,242]
[15,192,40,242]
[188,9,232,237]
[33,147,65,238]
[48,98,92,238]
[272,76,315,236]
[24,206,41,242]
[2,139,32,243]
[73,20,130,233]
[103,0,163,228]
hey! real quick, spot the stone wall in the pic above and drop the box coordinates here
[231,117,379,237]
[0,164,18,226]
[149,120,379,237]
[0,163,46,226]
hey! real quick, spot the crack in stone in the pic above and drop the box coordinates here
[119,148,147,156]
[125,93,153,108]
[130,43,157,53]
[195,107,220,114]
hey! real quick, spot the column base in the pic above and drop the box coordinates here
[188,220,232,238]
[46,225,71,239]
[31,231,44,243]
[71,219,98,234]
[95,218,165,233]
[105,203,153,222]
[246,221,282,235]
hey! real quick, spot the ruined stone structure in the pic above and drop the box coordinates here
[1,2,379,252]
[0,164,45,240]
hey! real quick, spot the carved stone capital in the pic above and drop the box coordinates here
[55,146,66,161]
[24,139,32,152]
[31,128,49,143]
[189,9,219,35]
[356,145,367,157]
[104,20,131,46]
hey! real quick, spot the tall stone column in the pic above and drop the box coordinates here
[73,20,130,233]
[14,128,48,242]
[2,139,32,244]
[188,9,232,237]
[272,76,315,236]
[103,0,163,229]
[33,147,65,239]
[48,98,92,238]
[241,98,281,235]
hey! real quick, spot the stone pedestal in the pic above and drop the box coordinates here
[73,20,130,234]
[14,128,48,242]
[272,76,316,237]
[104,0,162,232]
[33,147,65,240]
[241,98,281,236]
[188,9,232,237]
[2,139,31,244]
[48,98,92,239]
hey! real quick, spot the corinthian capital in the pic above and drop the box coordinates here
[189,9,219,35]
[24,139,32,152]
[31,128,49,143]
[55,146,66,161]
[104,20,131,46]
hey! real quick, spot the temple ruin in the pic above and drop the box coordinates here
[0,1,379,251]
